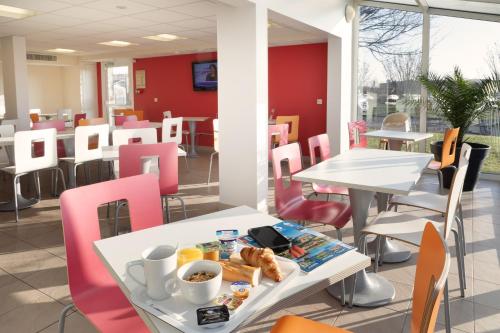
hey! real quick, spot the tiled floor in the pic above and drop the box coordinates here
[0,151,499,332]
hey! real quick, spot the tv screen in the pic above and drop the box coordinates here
[192,61,217,91]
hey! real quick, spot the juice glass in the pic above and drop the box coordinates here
[177,247,203,267]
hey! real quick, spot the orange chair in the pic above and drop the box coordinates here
[79,117,106,126]
[427,127,459,192]
[113,108,133,116]
[271,223,450,333]
[78,118,106,149]
[30,113,40,123]
[275,115,299,143]
[113,109,144,121]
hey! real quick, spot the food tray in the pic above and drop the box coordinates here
[130,256,300,333]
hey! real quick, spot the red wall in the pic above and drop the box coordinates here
[112,43,327,152]
[96,62,103,117]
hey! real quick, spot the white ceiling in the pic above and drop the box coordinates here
[0,0,327,61]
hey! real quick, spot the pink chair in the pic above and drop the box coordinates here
[348,120,368,149]
[115,115,138,126]
[58,174,162,333]
[73,113,86,128]
[33,120,67,157]
[268,124,288,160]
[123,120,150,129]
[272,143,352,234]
[308,134,349,199]
[116,142,186,230]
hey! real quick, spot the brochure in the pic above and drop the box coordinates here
[238,221,355,273]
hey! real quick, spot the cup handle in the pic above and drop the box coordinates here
[126,260,146,286]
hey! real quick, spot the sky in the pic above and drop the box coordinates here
[360,14,500,84]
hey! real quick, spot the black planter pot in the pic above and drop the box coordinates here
[430,141,490,191]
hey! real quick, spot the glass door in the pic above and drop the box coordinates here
[103,63,132,122]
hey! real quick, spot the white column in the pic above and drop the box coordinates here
[217,2,268,212]
[327,25,352,156]
[1,36,30,130]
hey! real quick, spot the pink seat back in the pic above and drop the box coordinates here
[33,120,65,131]
[268,124,289,160]
[119,143,179,195]
[348,120,367,149]
[116,115,138,126]
[123,120,150,129]
[74,113,86,128]
[60,174,163,301]
[32,120,66,157]
[271,143,304,214]
[308,133,330,166]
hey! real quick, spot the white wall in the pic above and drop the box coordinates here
[62,65,82,113]
[27,65,65,113]
[80,62,98,118]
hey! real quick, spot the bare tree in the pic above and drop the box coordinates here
[359,6,422,60]
[486,42,500,76]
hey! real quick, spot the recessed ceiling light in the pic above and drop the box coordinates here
[116,5,127,10]
[98,40,137,47]
[143,34,185,42]
[0,4,36,19]
[46,48,76,54]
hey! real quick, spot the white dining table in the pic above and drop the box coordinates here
[183,117,209,157]
[293,148,433,307]
[364,130,433,151]
[93,206,370,333]
[101,145,187,162]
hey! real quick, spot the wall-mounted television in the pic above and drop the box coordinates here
[192,60,217,91]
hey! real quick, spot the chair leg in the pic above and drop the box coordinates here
[171,195,188,219]
[56,167,67,194]
[452,229,466,296]
[114,201,127,236]
[374,236,381,273]
[335,228,342,241]
[13,175,20,223]
[84,164,90,184]
[349,272,357,308]
[97,160,102,182]
[34,172,41,201]
[164,197,171,223]
[58,303,75,333]
[437,170,444,195]
[207,152,217,184]
[444,281,451,333]
[458,203,466,256]
[326,193,330,201]
[184,155,189,170]
[378,236,387,267]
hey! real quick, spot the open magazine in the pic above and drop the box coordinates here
[238,221,355,273]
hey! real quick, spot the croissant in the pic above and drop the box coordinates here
[240,247,283,282]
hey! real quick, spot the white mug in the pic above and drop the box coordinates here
[127,245,178,300]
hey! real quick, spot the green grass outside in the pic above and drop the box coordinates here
[366,133,500,174]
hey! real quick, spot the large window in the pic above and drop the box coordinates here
[357,6,423,148]
[428,16,500,174]
[356,5,500,174]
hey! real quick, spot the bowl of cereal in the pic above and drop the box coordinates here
[177,260,222,304]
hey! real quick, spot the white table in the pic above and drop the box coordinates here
[293,148,433,307]
[364,130,433,151]
[39,113,58,120]
[94,206,370,333]
[183,117,209,157]
[101,145,187,162]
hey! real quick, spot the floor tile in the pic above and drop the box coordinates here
[38,311,99,333]
[334,306,406,332]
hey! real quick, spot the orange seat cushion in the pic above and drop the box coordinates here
[271,315,352,333]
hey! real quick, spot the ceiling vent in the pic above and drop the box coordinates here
[26,53,57,62]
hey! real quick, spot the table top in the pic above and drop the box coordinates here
[183,117,209,122]
[39,113,58,117]
[101,145,187,161]
[94,206,370,333]
[363,130,433,142]
[0,129,75,146]
[293,148,433,196]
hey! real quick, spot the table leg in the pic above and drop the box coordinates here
[327,188,395,307]
[188,121,198,157]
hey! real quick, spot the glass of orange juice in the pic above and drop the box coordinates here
[177,247,203,267]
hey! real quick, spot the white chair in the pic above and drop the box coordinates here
[58,108,73,128]
[163,111,189,152]
[60,124,110,188]
[0,124,14,167]
[359,144,472,333]
[380,112,411,150]
[112,128,157,178]
[207,119,219,184]
[0,128,66,222]
[162,117,188,168]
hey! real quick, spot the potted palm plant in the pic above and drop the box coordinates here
[420,67,499,191]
